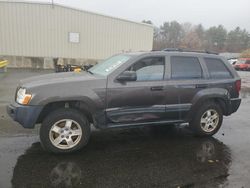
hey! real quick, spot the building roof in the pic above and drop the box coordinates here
[0,0,154,28]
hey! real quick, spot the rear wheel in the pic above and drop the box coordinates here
[190,102,223,136]
[40,108,90,153]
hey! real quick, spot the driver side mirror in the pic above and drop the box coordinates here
[117,71,137,82]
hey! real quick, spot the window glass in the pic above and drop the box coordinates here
[204,58,232,79]
[171,56,202,79]
[89,55,131,76]
[128,57,164,81]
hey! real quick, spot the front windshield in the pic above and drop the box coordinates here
[89,55,131,76]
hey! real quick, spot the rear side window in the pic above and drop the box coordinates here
[204,58,232,79]
[171,56,202,79]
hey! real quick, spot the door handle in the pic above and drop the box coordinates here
[151,86,164,91]
[196,84,208,88]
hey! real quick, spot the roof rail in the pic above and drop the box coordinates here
[162,48,183,52]
[162,48,218,55]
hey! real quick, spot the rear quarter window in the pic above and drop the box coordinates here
[204,58,232,79]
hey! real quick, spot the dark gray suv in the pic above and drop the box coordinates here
[7,50,241,153]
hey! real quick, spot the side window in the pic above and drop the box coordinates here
[246,60,250,64]
[128,57,165,81]
[204,58,232,79]
[171,56,202,79]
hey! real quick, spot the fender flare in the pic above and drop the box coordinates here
[186,88,230,120]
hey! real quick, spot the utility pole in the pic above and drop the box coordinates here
[51,0,54,8]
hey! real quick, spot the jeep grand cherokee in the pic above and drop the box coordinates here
[7,50,241,153]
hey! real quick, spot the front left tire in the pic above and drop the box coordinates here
[40,108,90,154]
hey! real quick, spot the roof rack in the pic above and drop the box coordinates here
[162,48,218,55]
[162,48,182,52]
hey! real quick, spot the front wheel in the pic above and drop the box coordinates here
[40,108,90,153]
[190,102,223,136]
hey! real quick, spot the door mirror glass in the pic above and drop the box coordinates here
[117,71,137,82]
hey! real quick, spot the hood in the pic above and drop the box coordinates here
[20,72,105,88]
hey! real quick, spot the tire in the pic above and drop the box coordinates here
[190,102,223,137]
[40,108,90,154]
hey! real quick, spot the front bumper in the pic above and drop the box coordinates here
[7,102,43,128]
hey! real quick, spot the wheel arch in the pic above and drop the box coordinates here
[36,100,95,125]
[187,90,230,121]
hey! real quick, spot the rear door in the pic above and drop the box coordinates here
[164,55,207,120]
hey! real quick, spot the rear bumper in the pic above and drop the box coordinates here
[227,98,241,115]
[7,102,43,128]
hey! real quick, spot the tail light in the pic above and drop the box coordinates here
[235,80,241,94]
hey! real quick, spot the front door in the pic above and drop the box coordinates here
[106,56,167,125]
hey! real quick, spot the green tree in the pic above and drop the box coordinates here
[151,20,249,52]
[226,27,250,52]
[160,21,184,48]
[153,27,165,50]
[204,25,227,52]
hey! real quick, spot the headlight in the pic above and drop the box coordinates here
[16,88,32,105]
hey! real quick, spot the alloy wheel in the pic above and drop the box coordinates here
[49,119,82,150]
[200,109,219,133]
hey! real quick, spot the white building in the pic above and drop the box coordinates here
[0,1,154,68]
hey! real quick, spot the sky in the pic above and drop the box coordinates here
[8,0,250,31]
